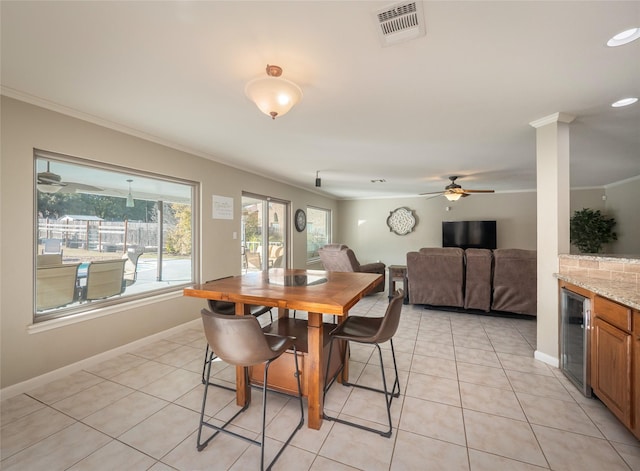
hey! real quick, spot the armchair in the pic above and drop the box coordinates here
[318,244,385,293]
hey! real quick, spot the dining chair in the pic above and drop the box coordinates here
[197,308,304,470]
[200,277,273,390]
[322,289,404,438]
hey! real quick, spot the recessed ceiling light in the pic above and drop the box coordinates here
[611,97,638,107]
[607,27,640,47]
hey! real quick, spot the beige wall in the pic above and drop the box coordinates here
[568,183,639,255]
[337,192,537,266]
[0,96,337,388]
[605,177,640,254]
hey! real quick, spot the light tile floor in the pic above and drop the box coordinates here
[2,293,640,470]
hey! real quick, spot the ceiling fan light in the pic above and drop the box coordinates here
[445,192,462,201]
[245,65,302,119]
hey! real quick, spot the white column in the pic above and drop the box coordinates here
[530,112,574,366]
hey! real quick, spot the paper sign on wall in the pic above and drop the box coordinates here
[212,195,234,220]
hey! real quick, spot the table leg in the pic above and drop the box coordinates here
[235,302,250,407]
[307,311,324,430]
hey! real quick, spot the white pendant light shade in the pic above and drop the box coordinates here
[445,192,462,201]
[245,65,302,119]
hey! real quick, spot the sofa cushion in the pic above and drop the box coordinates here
[464,248,492,312]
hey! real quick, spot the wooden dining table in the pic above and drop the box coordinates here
[183,268,382,429]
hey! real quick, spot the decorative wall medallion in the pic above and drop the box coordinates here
[386,207,417,235]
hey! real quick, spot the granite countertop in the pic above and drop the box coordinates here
[557,254,640,309]
[556,273,640,310]
[559,253,640,264]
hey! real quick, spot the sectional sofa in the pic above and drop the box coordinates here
[406,247,537,316]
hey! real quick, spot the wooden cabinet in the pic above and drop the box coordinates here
[591,295,634,431]
[634,311,640,438]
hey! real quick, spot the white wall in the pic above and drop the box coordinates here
[0,96,337,388]
[337,191,537,266]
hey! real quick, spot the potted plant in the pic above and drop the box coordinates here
[570,208,617,253]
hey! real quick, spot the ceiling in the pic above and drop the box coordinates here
[2,1,639,199]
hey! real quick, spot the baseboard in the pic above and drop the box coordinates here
[534,350,559,367]
[0,318,201,400]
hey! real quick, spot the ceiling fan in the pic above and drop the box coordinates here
[421,176,495,201]
[37,161,103,193]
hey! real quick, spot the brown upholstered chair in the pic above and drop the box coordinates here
[318,244,385,293]
[200,277,273,389]
[323,289,404,438]
[197,309,304,470]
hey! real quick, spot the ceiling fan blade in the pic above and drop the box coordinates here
[419,190,445,195]
[462,189,495,193]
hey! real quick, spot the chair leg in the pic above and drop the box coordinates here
[201,345,235,392]
[323,339,400,438]
[197,349,304,470]
[197,365,251,451]
[262,346,305,470]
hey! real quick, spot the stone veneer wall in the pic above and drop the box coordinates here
[559,255,640,285]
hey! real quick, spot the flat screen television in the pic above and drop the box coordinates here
[442,220,497,250]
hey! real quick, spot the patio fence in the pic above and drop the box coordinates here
[38,218,172,253]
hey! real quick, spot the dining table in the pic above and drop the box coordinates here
[183,268,382,429]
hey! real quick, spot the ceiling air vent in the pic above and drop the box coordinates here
[374,1,426,47]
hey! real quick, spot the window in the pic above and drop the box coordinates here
[34,150,197,322]
[306,206,331,262]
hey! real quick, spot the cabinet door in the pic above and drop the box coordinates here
[634,311,640,438]
[592,317,632,428]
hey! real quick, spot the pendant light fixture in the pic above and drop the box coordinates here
[245,65,303,119]
[315,171,321,188]
[126,179,134,207]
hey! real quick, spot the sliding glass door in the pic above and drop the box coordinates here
[241,194,288,272]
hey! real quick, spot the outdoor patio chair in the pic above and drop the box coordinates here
[42,238,63,255]
[122,246,144,287]
[36,263,80,310]
[82,259,126,301]
[37,253,62,267]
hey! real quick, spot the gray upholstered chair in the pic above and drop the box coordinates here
[318,244,385,293]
